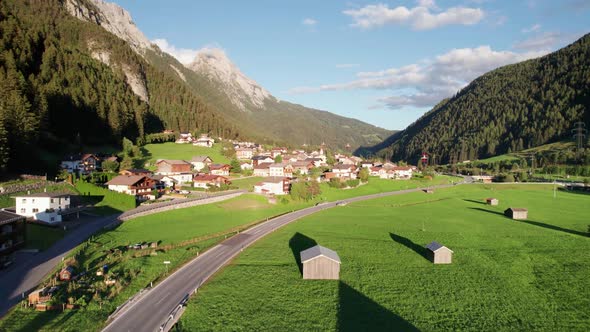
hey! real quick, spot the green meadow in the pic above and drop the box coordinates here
[142,142,230,167]
[0,194,309,332]
[179,184,590,331]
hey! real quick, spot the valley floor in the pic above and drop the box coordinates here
[178,184,590,331]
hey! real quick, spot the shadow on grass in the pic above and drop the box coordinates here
[462,199,486,205]
[468,207,505,217]
[389,232,428,261]
[519,219,588,237]
[558,187,590,196]
[337,281,420,332]
[13,310,60,332]
[288,232,317,276]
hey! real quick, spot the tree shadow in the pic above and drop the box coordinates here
[337,281,420,331]
[519,219,588,237]
[462,199,486,205]
[468,207,505,217]
[389,233,428,261]
[288,232,317,275]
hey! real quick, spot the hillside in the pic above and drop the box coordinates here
[0,0,240,173]
[358,33,590,164]
[65,0,392,151]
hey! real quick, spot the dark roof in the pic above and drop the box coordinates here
[106,175,146,186]
[13,192,70,198]
[252,155,273,160]
[122,168,151,174]
[254,162,273,170]
[506,207,527,212]
[209,163,230,170]
[332,164,353,170]
[485,198,498,201]
[426,241,453,253]
[0,210,24,225]
[300,245,341,264]
[194,175,228,181]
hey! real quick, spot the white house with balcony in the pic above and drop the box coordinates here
[14,192,71,224]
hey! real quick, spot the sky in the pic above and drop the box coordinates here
[113,0,589,131]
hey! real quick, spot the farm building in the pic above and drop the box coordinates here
[28,287,53,305]
[426,241,453,264]
[300,245,341,280]
[59,266,75,281]
[505,208,528,220]
[423,189,434,194]
[486,198,499,206]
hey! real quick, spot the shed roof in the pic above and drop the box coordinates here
[0,210,24,225]
[156,159,191,165]
[426,241,453,253]
[191,156,212,162]
[106,175,146,186]
[300,245,341,264]
[507,207,528,212]
[13,192,70,198]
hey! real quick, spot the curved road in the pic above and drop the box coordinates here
[103,183,456,332]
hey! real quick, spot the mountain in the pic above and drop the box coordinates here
[0,0,240,172]
[68,0,391,150]
[358,34,590,164]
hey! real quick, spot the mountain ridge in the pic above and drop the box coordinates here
[358,33,590,164]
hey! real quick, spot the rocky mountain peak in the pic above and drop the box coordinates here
[66,0,153,53]
[188,48,272,111]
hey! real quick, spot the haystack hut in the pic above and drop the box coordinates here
[486,198,499,206]
[426,241,453,264]
[504,208,528,220]
[300,245,341,280]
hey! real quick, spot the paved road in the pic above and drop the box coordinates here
[103,183,456,332]
[0,214,119,317]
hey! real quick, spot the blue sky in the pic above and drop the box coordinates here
[114,0,589,130]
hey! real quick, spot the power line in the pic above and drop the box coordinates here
[572,121,587,159]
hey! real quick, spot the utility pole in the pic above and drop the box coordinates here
[572,122,587,160]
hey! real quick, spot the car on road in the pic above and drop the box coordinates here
[336,202,347,206]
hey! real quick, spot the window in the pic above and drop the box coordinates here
[50,199,54,203]
[20,208,26,214]
[21,199,26,204]
[32,208,39,213]
[50,217,55,222]
[32,199,35,203]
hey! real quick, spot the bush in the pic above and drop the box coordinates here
[345,179,360,188]
[328,178,343,188]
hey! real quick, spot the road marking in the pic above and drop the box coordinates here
[155,292,170,305]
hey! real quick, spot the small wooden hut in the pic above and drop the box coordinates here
[59,266,74,281]
[504,208,528,220]
[426,241,453,264]
[486,198,499,206]
[300,245,341,280]
[423,189,434,194]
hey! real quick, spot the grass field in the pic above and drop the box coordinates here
[229,176,264,191]
[179,184,590,331]
[25,224,66,251]
[0,194,310,332]
[142,142,230,168]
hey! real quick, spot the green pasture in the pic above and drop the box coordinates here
[180,184,590,331]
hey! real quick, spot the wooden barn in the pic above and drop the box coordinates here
[505,208,528,220]
[486,198,499,206]
[300,245,341,280]
[59,266,74,281]
[426,241,453,264]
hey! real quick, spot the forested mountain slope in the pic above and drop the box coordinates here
[359,34,590,164]
[0,0,240,172]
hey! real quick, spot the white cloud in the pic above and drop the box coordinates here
[289,46,547,109]
[335,63,360,68]
[521,24,541,33]
[343,2,484,30]
[302,18,317,26]
[513,31,584,52]
[152,38,199,64]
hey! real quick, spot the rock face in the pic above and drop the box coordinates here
[187,48,272,112]
[66,0,153,53]
[67,0,150,102]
